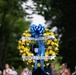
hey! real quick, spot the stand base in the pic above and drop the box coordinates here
[32,67,51,75]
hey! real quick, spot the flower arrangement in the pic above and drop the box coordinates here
[18,24,59,68]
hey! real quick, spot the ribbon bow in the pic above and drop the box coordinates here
[30,24,45,37]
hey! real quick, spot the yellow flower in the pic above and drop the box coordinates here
[50,32,54,36]
[18,42,24,46]
[27,53,30,56]
[24,47,29,52]
[27,43,29,46]
[27,53,32,56]
[22,53,26,56]
[18,40,22,44]
[26,33,31,37]
[37,63,41,67]
[21,40,25,42]
[25,29,30,32]
[25,34,29,37]
[26,51,29,54]
[47,40,51,45]
[47,46,52,50]
[28,59,32,63]
[51,42,55,46]
[54,47,58,51]
[52,52,56,56]
[20,46,24,49]
[27,29,30,32]
[25,30,28,32]
[31,53,34,56]
[49,50,53,54]
[43,33,48,36]
[22,33,26,36]
[45,28,49,31]
[45,52,49,56]
[47,33,50,35]
[20,50,23,53]
[54,38,57,42]
[22,33,31,37]
[54,43,59,47]
[25,40,30,43]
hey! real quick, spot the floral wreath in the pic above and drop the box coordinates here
[18,24,59,68]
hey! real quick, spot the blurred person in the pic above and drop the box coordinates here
[72,66,76,75]
[0,70,2,75]
[21,67,32,75]
[51,65,57,75]
[3,64,13,75]
[12,66,18,75]
[21,68,26,75]
[58,63,70,75]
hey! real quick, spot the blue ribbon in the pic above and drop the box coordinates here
[30,24,45,37]
[30,24,45,71]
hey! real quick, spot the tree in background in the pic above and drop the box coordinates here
[31,0,76,71]
[0,0,30,69]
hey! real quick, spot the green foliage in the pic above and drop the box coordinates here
[51,56,62,72]
[7,19,29,66]
[32,0,62,27]
[17,66,23,75]
[0,0,30,69]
